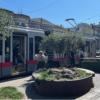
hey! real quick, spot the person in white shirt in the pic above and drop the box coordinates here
[34,51,48,69]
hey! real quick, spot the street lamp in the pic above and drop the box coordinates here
[65,18,78,31]
[65,18,77,27]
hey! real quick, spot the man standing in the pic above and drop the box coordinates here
[34,51,48,69]
[69,50,75,67]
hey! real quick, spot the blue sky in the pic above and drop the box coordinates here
[0,0,100,27]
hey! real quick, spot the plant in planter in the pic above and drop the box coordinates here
[33,33,94,97]
[41,33,85,67]
[32,67,94,96]
[34,68,92,81]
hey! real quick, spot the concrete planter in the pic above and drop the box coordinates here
[32,68,94,96]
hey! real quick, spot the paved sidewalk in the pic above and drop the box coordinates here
[0,74,100,100]
[0,76,32,99]
[76,74,100,100]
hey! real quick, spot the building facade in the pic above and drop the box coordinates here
[30,18,68,35]
[0,8,69,78]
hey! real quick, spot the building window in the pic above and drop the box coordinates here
[0,35,2,55]
[5,37,10,62]
[21,23,26,27]
[29,38,33,60]
[45,31,51,36]
[15,22,19,26]
[35,36,42,54]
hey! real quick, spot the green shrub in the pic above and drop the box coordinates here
[81,61,100,73]
[35,68,91,81]
[0,87,24,99]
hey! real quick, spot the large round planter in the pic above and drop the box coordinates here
[32,68,95,96]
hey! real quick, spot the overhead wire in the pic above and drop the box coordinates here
[79,13,100,23]
[24,0,58,14]
[1,0,100,25]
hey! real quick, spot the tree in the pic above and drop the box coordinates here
[41,33,85,55]
[0,9,14,37]
[41,33,85,66]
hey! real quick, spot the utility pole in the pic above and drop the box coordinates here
[91,24,95,36]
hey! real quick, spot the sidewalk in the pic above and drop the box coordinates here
[0,74,100,100]
[76,74,100,100]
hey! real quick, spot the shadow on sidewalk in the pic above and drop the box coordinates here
[0,74,31,83]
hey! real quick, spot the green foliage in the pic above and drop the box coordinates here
[35,68,91,81]
[37,70,56,81]
[81,61,100,73]
[41,33,85,55]
[0,87,24,99]
[74,69,91,78]
[0,9,14,37]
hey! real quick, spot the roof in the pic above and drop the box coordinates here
[14,14,30,19]
[0,8,14,14]
[32,18,54,26]
[9,26,44,36]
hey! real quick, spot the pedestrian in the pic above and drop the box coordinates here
[79,49,84,66]
[75,49,80,66]
[34,51,48,70]
[69,50,75,67]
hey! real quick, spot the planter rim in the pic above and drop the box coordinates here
[32,68,95,82]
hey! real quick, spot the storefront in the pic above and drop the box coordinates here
[0,26,44,78]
